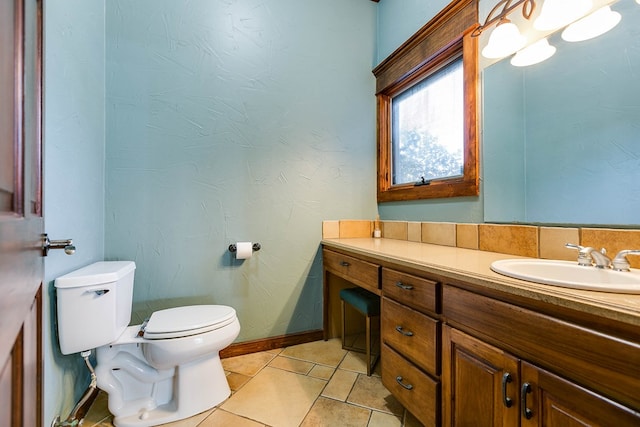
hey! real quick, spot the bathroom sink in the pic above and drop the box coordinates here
[490,259,640,294]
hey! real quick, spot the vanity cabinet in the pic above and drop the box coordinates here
[322,241,640,427]
[443,285,640,426]
[443,325,640,426]
[381,268,442,426]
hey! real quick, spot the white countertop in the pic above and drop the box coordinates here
[322,238,640,328]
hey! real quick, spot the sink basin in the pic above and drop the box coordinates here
[490,259,640,293]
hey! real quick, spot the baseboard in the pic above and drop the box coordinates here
[220,329,324,359]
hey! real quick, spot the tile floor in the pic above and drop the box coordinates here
[82,338,424,427]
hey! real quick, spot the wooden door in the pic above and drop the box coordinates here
[442,326,520,427]
[520,361,640,427]
[0,0,44,426]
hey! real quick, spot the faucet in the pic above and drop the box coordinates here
[611,250,640,272]
[565,243,611,268]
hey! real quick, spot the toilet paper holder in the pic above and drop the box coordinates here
[228,243,261,253]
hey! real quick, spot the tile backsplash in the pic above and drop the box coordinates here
[322,220,640,269]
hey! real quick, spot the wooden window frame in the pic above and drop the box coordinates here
[373,0,479,202]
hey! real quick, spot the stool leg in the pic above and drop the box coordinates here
[366,314,371,376]
[341,299,346,350]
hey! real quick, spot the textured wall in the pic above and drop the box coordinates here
[375,0,484,223]
[376,0,451,63]
[43,0,106,423]
[105,0,378,341]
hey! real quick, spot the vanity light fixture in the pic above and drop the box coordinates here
[477,0,625,65]
[472,0,535,60]
[562,5,621,42]
[533,0,593,31]
[511,37,556,66]
[482,18,528,58]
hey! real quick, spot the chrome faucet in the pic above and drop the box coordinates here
[565,243,611,268]
[611,250,640,272]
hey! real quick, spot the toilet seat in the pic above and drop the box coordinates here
[143,305,237,339]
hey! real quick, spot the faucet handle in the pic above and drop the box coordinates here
[611,250,640,272]
[564,243,593,266]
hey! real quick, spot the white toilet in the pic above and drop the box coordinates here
[55,261,240,427]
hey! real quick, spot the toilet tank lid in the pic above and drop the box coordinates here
[54,261,136,289]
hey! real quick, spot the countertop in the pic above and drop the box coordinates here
[322,238,640,328]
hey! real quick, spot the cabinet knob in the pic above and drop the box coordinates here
[340,261,350,267]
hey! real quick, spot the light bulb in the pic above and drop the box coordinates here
[511,38,556,67]
[562,6,621,42]
[534,0,593,31]
[482,19,527,59]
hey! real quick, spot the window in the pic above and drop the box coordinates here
[373,0,478,202]
[392,57,463,186]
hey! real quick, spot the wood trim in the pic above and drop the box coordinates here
[372,0,477,94]
[220,330,324,359]
[376,32,479,202]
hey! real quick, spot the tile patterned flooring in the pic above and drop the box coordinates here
[83,338,424,427]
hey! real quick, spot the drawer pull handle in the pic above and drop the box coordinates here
[395,282,414,290]
[395,326,414,337]
[501,372,513,408]
[396,376,413,390]
[521,382,533,419]
[340,261,351,267]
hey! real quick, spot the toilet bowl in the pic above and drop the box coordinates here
[55,262,240,427]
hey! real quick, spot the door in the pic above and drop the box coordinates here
[442,326,520,427]
[0,0,44,426]
[520,361,640,427]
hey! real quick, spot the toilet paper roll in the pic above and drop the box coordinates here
[235,242,253,259]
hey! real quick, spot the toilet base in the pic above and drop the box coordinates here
[110,353,230,427]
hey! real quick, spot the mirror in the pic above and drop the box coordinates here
[482,0,640,226]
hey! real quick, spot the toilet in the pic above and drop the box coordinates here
[55,261,240,427]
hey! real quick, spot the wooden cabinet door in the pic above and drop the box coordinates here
[520,361,640,427]
[442,326,519,427]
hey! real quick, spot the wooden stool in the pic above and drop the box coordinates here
[339,287,380,376]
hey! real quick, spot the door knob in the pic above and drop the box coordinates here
[42,234,76,256]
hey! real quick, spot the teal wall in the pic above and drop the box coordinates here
[376,0,451,62]
[375,0,484,222]
[104,0,377,341]
[43,0,106,423]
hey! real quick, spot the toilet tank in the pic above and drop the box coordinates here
[55,261,136,355]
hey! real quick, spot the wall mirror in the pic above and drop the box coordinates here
[482,0,640,226]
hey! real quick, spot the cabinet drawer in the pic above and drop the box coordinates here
[382,343,440,427]
[323,249,380,293]
[382,297,439,375]
[382,268,439,314]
